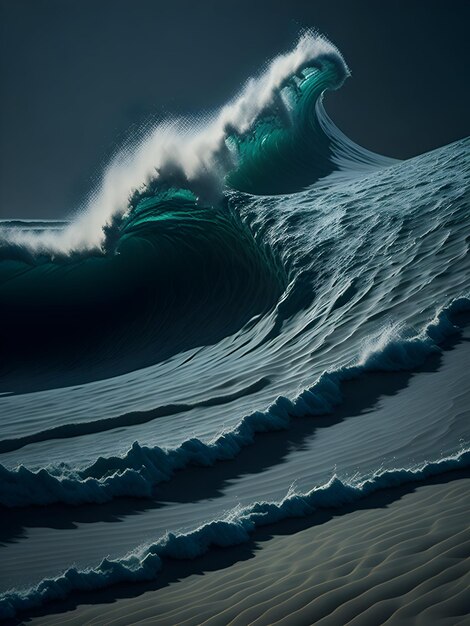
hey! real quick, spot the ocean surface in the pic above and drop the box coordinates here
[0,32,469,621]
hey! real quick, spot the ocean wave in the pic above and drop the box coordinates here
[0,190,285,391]
[1,296,468,509]
[0,23,468,625]
[0,31,400,390]
[0,30,394,257]
[1,447,468,621]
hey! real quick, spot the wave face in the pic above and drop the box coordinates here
[0,190,285,388]
[0,32,396,390]
[0,30,469,623]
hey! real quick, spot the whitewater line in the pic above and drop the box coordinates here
[0,296,468,509]
[1,447,469,620]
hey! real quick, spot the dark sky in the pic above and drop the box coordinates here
[1,0,469,219]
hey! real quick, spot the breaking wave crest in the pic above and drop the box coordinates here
[0,30,393,256]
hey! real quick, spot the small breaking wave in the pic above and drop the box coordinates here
[0,447,468,620]
[1,297,468,509]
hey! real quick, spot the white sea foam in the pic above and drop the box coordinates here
[0,32,347,255]
[0,446,468,620]
[1,297,467,508]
